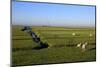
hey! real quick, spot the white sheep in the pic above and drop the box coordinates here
[77,43,82,47]
[72,32,80,36]
[81,42,88,52]
[89,34,93,37]
[72,33,76,36]
[76,42,88,52]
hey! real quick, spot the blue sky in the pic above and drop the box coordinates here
[12,1,95,27]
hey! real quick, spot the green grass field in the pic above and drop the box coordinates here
[12,26,96,66]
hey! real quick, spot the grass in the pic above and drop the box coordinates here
[12,26,96,66]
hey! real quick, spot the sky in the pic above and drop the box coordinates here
[12,1,96,27]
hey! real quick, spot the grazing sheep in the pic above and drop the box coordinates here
[72,33,76,36]
[77,43,82,47]
[89,34,93,37]
[76,42,88,52]
[72,32,80,36]
[81,42,88,52]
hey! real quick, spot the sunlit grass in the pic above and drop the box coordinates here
[12,26,96,66]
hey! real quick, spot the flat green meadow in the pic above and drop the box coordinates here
[12,26,96,66]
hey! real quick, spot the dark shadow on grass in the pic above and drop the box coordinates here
[13,42,49,51]
[89,43,96,45]
[88,47,96,51]
[33,46,47,50]
[66,44,76,47]
[51,44,66,48]
[33,42,49,50]
[12,47,47,51]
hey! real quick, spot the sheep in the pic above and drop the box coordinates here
[72,33,76,36]
[72,32,80,36]
[76,42,88,52]
[89,34,93,37]
[77,43,82,47]
[81,42,88,52]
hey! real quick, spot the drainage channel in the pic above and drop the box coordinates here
[21,26,49,49]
